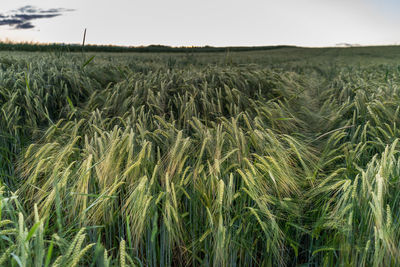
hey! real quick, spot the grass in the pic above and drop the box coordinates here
[0,46,399,266]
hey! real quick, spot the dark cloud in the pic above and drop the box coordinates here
[14,14,61,20]
[0,19,23,26]
[15,22,35,29]
[0,5,75,30]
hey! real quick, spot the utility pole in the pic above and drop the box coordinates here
[82,28,87,52]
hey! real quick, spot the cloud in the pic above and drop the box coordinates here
[40,8,75,14]
[15,22,35,29]
[17,5,38,14]
[14,14,60,20]
[0,19,23,26]
[0,5,75,30]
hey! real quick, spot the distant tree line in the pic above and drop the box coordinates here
[0,42,296,53]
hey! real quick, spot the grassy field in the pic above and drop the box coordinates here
[0,46,400,266]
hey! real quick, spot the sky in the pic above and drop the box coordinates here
[0,0,399,47]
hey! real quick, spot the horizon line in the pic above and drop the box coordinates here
[1,40,400,49]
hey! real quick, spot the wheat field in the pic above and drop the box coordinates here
[0,47,400,266]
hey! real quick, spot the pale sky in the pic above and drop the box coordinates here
[0,0,399,47]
